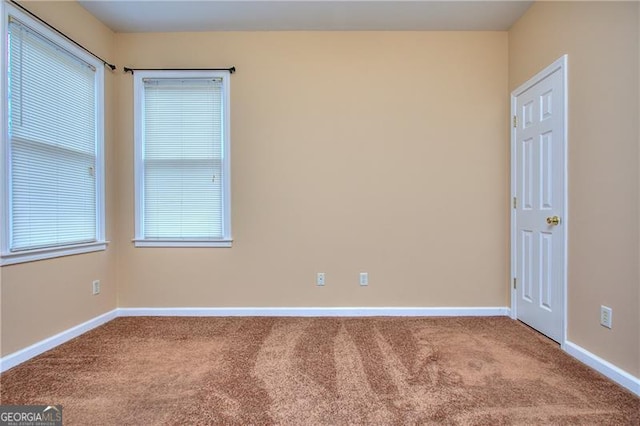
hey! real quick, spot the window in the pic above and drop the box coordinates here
[133,71,231,247]
[0,5,106,266]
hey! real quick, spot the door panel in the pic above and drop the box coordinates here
[540,231,553,310]
[513,60,565,343]
[522,230,533,302]
[522,137,534,210]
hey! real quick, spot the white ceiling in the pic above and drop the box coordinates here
[78,1,534,33]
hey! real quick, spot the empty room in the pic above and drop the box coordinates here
[0,0,639,424]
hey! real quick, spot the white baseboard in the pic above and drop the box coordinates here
[117,306,511,317]
[0,309,118,373]
[564,340,640,397]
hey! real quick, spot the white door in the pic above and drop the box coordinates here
[511,56,567,343]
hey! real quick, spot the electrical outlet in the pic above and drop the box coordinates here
[92,280,100,295]
[316,272,325,286]
[359,272,368,286]
[600,305,612,329]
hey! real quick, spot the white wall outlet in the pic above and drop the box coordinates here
[92,280,101,295]
[359,272,368,286]
[600,305,612,329]
[316,272,325,286]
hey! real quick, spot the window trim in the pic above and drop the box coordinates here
[133,70,232,248]
[0,3,107,266]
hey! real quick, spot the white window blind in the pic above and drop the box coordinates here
[7,18,99,252]
[141,77,227,240]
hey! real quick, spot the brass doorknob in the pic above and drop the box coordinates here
[546,216,561,226]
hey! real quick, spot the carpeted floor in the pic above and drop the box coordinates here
[1,316,638,425]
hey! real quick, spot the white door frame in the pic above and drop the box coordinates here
[510,55,568,348]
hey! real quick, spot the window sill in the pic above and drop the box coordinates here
[133,239,233,248]
[1,241,109,266]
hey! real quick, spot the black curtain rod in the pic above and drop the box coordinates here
[124,67,236,75]
[9,0,116,71]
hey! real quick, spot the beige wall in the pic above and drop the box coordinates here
[509,1,640,376]
[114,32,509,308]
[0,1,117,356]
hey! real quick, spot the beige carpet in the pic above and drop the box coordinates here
[1,316,638,425]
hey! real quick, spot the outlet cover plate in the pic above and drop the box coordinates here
[359,272,368,286]
[600,305,612,329]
